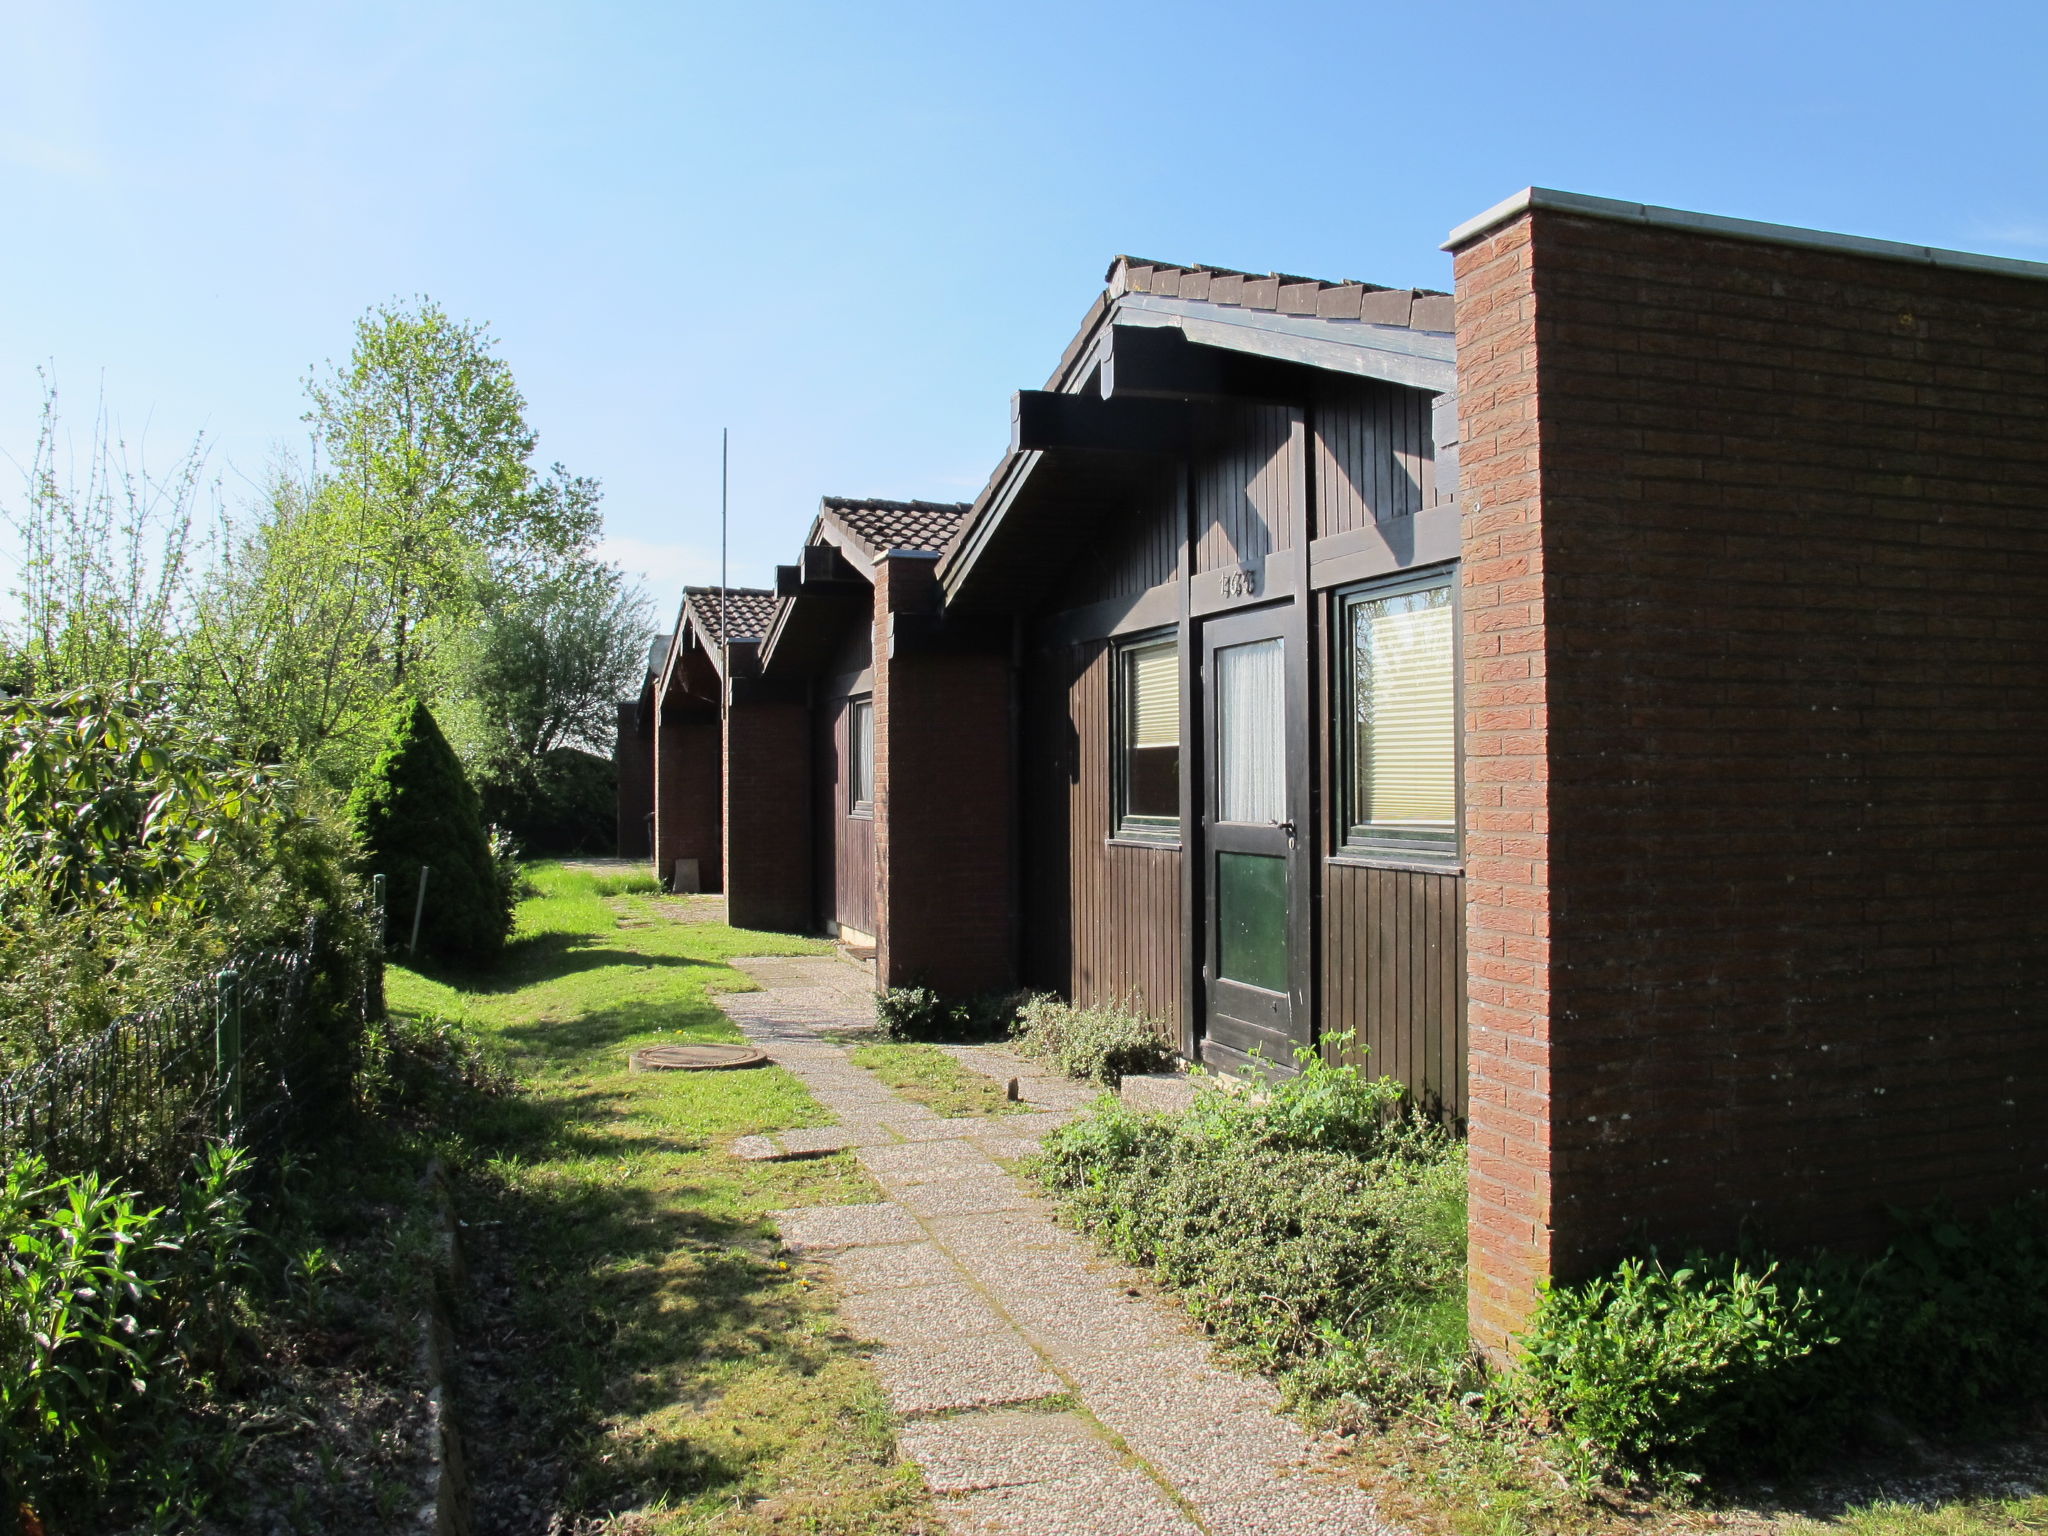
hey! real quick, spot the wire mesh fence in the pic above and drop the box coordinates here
[0,879,386,1193]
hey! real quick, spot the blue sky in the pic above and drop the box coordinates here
[3,1,2045,611]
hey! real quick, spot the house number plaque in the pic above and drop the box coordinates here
[1219,565,1257,600]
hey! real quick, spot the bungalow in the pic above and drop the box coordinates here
[629,188,2048,1354]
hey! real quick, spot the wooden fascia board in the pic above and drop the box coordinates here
[936,448,1043,605]
[811,512,879,581]
[1110,295,1456,394]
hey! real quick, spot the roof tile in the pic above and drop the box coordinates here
[683,587,777,644]
[819,496,972,561]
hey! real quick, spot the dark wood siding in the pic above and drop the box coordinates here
[1055,461,1182,605]
[1313,379,1443,536]
[1022,638,1182,1031]
[814,617,876,939]
[1320,861,1466,1121]
[1193,402,1298,572]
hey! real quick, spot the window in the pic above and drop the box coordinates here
[1115,636,1180,837]
[848,697,874,814]
[1341,573,1456,856]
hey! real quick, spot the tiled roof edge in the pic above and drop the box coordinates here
[1105,256,1451,329]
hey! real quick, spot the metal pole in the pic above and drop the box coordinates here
[720,426,729,720]
[410,865,431,955]
[215,970,242,1136]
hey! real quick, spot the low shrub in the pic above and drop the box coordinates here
[1032,1049,1467,1411]
[873,986,1020,1043]
[1515,1194,2048,1487]
[1009,994,1177,1086]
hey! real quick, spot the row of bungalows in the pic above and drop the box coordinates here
[621,188,2048,1351]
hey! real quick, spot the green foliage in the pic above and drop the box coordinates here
[1032,1049,1468,1413]
[872,985,1019,1043]
[1516,1196,2048,1487]
[357,1008,511,1122]
[479,746,618,855]
[1009,994,1178,1086]
[347,698,509,958]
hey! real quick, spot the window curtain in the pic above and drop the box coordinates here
[1351,589,1454,831]
[1129,643,1178,748]
[1217,637,1285,823]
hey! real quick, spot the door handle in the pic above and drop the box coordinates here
[1274,820,1296,837]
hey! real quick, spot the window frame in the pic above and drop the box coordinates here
[847,695,875,818]
[1111,629,1182,845]
[1335,566,1461,866]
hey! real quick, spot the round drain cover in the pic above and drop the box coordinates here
[630,1043,767,1073]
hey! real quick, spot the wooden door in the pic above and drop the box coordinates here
[1200,603,1310,1075]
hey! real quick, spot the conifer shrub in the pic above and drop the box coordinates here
[346,700,509,959]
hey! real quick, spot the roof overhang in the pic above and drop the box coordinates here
[759,543,870,676]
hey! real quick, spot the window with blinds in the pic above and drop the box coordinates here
[849,697,875,813]
[1343,576,1456,854]
[1116,636,1180,836]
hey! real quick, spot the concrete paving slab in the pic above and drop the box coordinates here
[840,1282,1015,1344]
[887,1116,989,1141]
[872,1334,1063,1415]
[856,1139,994,1179]
[971,1134,1044,1161]
[774,1126,862,1155]
[1199,1483,1392,1536]
[730,1134,780,1161]
[894,1176,1038,1219]
[824,1241,964,1293]
[771,1202,922,1253]
[900,1410,1201,1536]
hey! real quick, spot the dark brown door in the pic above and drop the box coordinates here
[1200,603,1310,1075]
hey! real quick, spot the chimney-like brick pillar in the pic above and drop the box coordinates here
[871,553,1015,995]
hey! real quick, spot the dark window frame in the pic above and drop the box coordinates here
[1111,629,1182,844]
[847,695,875,818]
[1335,566,1460,865]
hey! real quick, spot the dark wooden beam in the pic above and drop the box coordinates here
[775,564,802,599]
[1099,323,1312,405]
[801,544,861,586]
[1011,390,1191,455]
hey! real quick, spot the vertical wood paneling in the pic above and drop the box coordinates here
[1061,466,1183,605]
[1321,861,1467,1123]
[1194,403,1297,573]
[1312,380,1444,538]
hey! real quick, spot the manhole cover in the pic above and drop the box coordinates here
[630,1043,768,1073]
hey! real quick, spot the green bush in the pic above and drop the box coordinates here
[1009,994,1178,1086]
[1032,1050,1467,1410]
[347,698,509,959]
[873,986,1019,1043]
[1515,1195,2048,1487]
[478,746,617,855]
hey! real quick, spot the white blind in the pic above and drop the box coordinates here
[851,698,875,805]
[1353,591,1454,830]
[1128,643,1178,748]
[1218,637,1286,824]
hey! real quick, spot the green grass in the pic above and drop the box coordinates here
[1786,1499,2048,1536]
[846,1042,1032,1119]
[388,864,941,1534]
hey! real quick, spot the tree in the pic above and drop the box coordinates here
[346,699,507,959]
[305,299,601,688]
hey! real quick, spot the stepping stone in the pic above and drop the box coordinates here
[776,1126,860,1155]
[900,1408,1201,1536]
[839,1282,1013,1344]
[771,1202,922,1253]
[825,1240,964,1293]
[871,1334,1062,1414]
[730,1135,780,1161]
[895,1177,1036,1219]
[856,1139,992,1179]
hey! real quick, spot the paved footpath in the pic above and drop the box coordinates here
[716,955,1392,1536]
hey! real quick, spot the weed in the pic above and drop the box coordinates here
[873,985,1020,1043]
[848,1042,1032,1118]
[1009,994,1177,1085]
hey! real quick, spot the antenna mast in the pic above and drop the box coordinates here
[720,428,729,717]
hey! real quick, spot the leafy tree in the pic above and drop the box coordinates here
[305,299,602,688]
[346,699,507,959]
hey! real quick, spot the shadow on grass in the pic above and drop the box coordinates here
[495,996,738,1057]
[409,930,713,995]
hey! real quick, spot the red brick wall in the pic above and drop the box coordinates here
[614,703,654,859]
[723,696,812,932]
[1454,206,2048,1353]
[873,554,1017,995]
[654,710,722,892]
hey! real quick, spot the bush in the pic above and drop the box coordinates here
[873,986,1020,1043]
[1032,1050,1467,1411]
[1010,994,1177,1086]
[1515,1195,2048,1487]
[478,746,617,856]
[347,698,509,959]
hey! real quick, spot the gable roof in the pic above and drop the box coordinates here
[939,253,1457,610]
[818,497,972,564]
[682,585,777,646]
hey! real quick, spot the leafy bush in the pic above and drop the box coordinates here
[1009,994,1178,1086]
[347,698,509,959]
[359,1009,512,1120]
[478,746,617,855]
[1516,1195,2048,1487]
[873,986,1019,1043]
[1032,1050,1467,1410]
[0,1145,259,1522]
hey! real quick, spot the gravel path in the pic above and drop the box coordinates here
[715,954,1393,1536]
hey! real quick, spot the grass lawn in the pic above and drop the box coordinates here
[387,863,940,1534]
[845,1042,1032,1119]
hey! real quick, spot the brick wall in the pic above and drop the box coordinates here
[1453,206,2048,1354]
[723,693,813,932]
[614,703,654,859]
[872,554,1017,994]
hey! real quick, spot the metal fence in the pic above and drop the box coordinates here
[0,878,386,1192]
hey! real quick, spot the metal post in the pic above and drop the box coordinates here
[372,872,387,940]
[410,866,431,955]
[215,970,242,1136]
